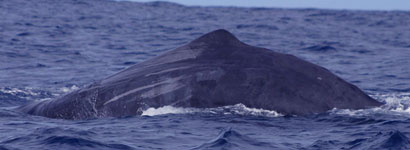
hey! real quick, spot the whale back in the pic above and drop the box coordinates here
[18,29,382,119]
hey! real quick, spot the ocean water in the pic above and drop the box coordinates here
[1,0,410,149]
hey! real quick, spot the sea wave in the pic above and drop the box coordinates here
[192,127,277,150]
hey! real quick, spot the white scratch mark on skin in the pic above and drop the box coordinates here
[103,76,183,105]
[144,66,191,77]
[140,83,184,99]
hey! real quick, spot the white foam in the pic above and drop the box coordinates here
[60,85,79,93]
[141,103,283,117]
[331,92,410,116]
[0,87,38,96]
[215,103,283,117]
[0,87,53,102]
[141,106,197,116]
[378,92,410,113]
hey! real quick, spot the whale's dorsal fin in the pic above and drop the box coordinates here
[189,29,244,47]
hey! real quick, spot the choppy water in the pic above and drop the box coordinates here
[1,0,410,149]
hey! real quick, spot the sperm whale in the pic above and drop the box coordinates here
[18,29,382,119]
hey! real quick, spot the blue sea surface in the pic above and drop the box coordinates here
[1,0,410,149]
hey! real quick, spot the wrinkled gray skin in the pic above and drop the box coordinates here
[19,29,382,119]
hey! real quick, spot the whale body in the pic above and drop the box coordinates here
[19,29,382,119]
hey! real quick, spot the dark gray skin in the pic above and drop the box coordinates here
[19,29,382,119]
